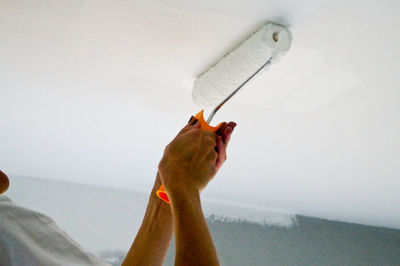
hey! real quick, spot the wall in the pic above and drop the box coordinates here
[4,176,400,265]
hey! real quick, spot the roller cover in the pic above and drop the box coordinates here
[192,23,292,108]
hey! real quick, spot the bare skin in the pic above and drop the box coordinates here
[122,172,174,265]
[0,170,10,194]
[123,116,236,266]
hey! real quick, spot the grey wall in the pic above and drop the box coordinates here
[162,217,400,266]
[4,176,400,265]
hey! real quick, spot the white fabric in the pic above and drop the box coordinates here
[0,196,109,266]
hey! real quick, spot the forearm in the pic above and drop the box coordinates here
[122,174,173,266]
[170,187,219,266]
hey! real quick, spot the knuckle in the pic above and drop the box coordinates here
[205,134,216,143]
[201,130,215,137]
[191,129,202,136]
[209,164,216,172]
[207,150,218,161]
[208,139,216,146]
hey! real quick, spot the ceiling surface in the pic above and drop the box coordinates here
[1,0,399,229]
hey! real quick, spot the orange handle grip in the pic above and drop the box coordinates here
[156,110,222,203]
[193,110,223,133]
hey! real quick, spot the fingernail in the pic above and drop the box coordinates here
[188,116,194,124]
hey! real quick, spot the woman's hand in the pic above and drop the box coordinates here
[125,116,236,266]
[158,116,236,196]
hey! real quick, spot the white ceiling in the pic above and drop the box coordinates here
[1,0,399,229]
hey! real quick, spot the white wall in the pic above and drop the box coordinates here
[1,0,399,228]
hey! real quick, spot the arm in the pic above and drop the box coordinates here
[159,118,236,266]
[169,186,219,266]
[122,172,173,266]
[122,117,222,265]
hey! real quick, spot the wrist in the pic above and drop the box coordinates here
[150,172,173,214]
[168,185,200,206]
[149,190,172,213]
[158,171,202,206]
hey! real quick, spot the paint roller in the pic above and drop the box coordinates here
[157,22,292,203]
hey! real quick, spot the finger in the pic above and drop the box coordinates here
[215,122,227,135]
[216,123,235,166]
[224,122,236,138]
[177,116,193,135]
[204,134,217,147]
[207,147,218,164]
[178,116,199,136]
[215,135,226,170]
[192,118,201,128]
[217,121,236,134]
[188,115,195,124]
[229,121,237,129]
[222,124,235,144]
